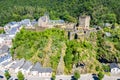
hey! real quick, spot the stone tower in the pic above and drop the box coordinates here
[38,13,50,27]
[78,16,90,30]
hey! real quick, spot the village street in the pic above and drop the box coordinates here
[1,69,120,80]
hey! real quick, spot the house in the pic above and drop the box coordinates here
[0,34,7,40]
[0,38,4,47]
[9,58,25,73]
[4,22,20,34]
[8,27,19,38]
[0,34,12,47]
[30,62,52,77]
[21,19,32,27]
[110,63,120,74]
[30,62,42,76]
[0,60,13,69]
[3,37,12,48]
[0,45,9,57]
[20,61,33,74]
[0,54,12,64]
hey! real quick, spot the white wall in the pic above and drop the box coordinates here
[111,68,120,74]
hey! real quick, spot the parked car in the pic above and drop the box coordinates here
[0,75,4,78]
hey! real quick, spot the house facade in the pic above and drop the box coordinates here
[30,62,52,77]
[110,63,120,74]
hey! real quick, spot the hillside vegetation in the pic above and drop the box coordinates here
[11,27,120,74]
[11,28,67,71]
[0,0,120,26]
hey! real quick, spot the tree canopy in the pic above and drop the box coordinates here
[0,0,120,26]
[17,71,24,80]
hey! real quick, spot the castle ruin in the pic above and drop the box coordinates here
[77,16,91,30]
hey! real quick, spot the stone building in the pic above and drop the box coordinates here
[38,13,64,28]
[38,14,50,28]
[78,16,91,30]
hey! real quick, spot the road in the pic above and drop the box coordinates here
[1,70,120,80]
[56,74,120,80]
[0,70,5,80]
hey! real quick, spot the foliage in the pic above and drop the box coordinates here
[11,25,120,74]
[4,71,11,80]
[102,65,110,72]
[0,29,5,34]
[11,28,66,70]
[0,0,120,26]
[95,66,100,71]
[96,27,120,63]
[17,71,24,80]
[74,71,80,80]
[51,73,56,80]
[98,71,104,80]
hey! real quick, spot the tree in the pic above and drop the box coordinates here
[4,71,11,80]
[51,73,56,80]
[98,71,104,80]
[74,71,80,80]
[17,71,24,80]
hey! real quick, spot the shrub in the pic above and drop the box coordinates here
[74,71,80,80]
[98,71,104,80]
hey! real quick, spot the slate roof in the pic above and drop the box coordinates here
[21,19,31,25]
[0,34,6,38]
[31,62,52,73]
[2,60,13,66]
[10,58,25,69]
[0,54,11,63]
[9,22,17,25]
[43,67,52,73]
[21,61,32,70]
[9,27,17,35]
[31,62,42,71]
[110,63,119,69]
[0,45,9,54]
[1,45,9,51]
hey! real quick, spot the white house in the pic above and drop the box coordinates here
[30,62,52,77]
[110,63,120,74]
[20,61,33,74]
[0,60,14,69]
[9,58,25,73]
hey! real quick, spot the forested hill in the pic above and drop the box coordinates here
[0,0,120,26]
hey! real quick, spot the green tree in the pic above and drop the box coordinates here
[0,29,5,34]
[51,73,56,80]
[4,71,11,80]
[74,71,80,80]
[17,71,24,80]
[98,72,104,80]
